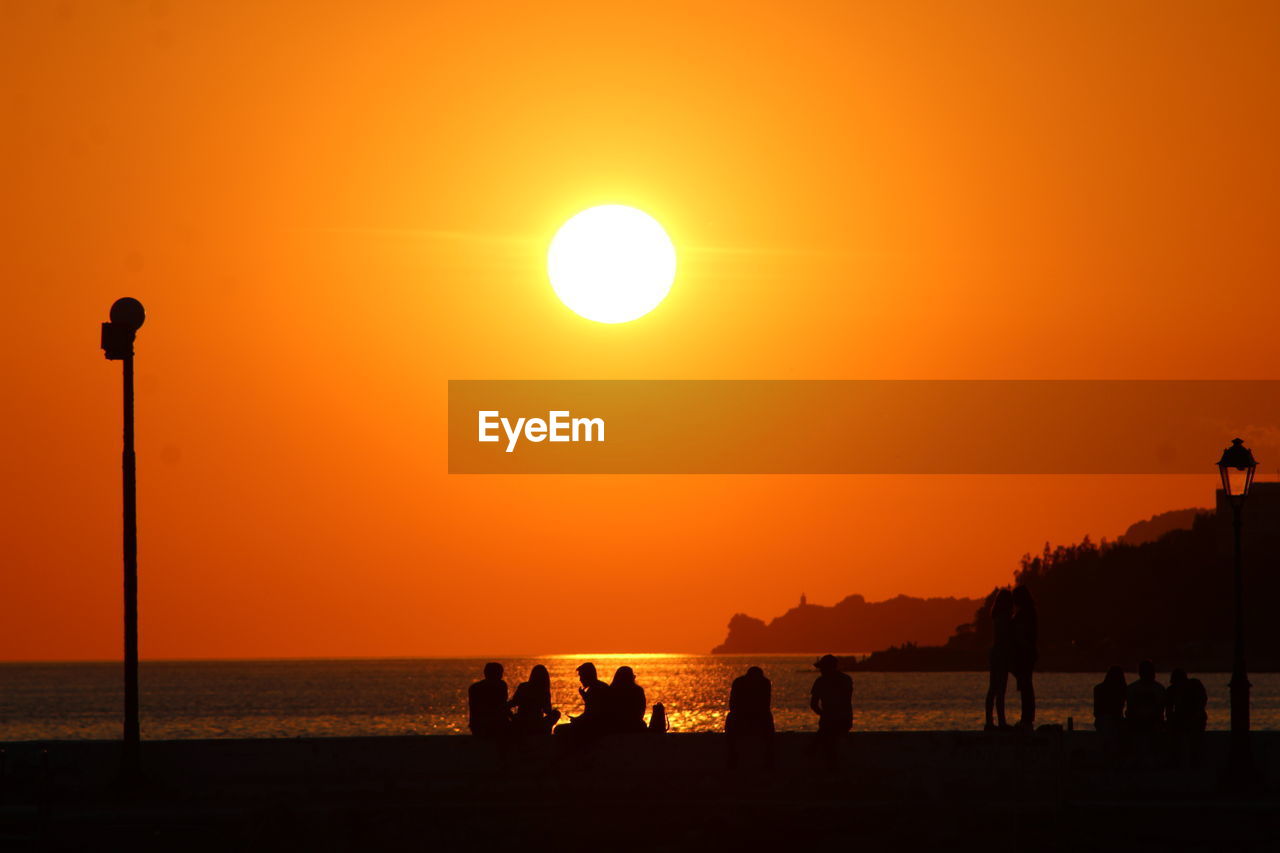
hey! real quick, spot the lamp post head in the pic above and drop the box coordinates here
[109,298,146,331]
[101,297,145,360]
[1218,437,1257,506]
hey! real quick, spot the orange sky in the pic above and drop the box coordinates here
[3,1,1279,659]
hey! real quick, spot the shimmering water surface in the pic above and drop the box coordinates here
[3,656,1279,741]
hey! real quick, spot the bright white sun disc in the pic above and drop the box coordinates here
[547,205,676,323]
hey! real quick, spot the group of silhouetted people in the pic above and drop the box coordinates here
[469,645,1213,771]
[981,584,1212,765]
[468,661,660,740]
[469,655,854,767]
[984,585,1039,731]
[1093,660,1208,767]
[722,655,852,769]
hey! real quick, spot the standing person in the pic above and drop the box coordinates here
[468,662,510,737]
[1165,668,1208,767]
[1125,660,1165,727]
[607,666,648,733]
[509,664,561,735]
[726,665,775,769]
[555,661,610,738]
[1093,666,1127,761]
[1010,585,1038,731]
[809,654,853,768]
[1093,666,1127,731]
[1125,659,1165,767]
[984,589,1015,731]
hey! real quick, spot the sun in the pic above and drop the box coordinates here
[547,205,677,324]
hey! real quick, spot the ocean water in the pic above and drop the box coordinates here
[3,656,1279,741]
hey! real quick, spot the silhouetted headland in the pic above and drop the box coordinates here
[712,593,979,654]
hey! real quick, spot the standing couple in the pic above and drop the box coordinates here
[984,585,1038,731]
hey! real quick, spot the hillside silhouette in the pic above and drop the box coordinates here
[712,594,979,654]
[853,491,1280,672]
[1116,507,1202,545]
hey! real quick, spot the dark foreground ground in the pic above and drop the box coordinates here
[1,731,1277,852]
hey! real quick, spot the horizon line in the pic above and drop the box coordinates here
[0,652,876,665]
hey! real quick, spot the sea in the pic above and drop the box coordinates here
[4,655,1279,741]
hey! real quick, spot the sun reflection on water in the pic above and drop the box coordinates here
[3,657,1279,739]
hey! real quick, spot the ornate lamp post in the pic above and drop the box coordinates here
[1217,437,1256,788]
[101,297,145,778]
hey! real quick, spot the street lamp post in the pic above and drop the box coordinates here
[101,297,146,778]
[1217,437,1257,789]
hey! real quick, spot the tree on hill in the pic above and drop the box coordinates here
[855,511,1278,672]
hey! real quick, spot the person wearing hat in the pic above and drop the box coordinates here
[810,654,853,767]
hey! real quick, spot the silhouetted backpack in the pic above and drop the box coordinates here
[649,703,669,733]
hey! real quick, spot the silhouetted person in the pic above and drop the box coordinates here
[649,702,669,734]
[468,662,509,737]
[810,654,853,768]
[1165,667,1208,768]
[606,666,647,733]
[1093,666,1127,761]
[1125,659,1165,767]
[1010,585,1038,730]
[1093,666,1127,729]
[555,661,610,739]
[1125,660,1165,727]
[509,664,561,735]
[727,665,775,769]
[985,589,1014,731]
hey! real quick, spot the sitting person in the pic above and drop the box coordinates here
[649,702,669,733]
[726,665,775,769]
[606,666,648,733]
[1165,667,1208,767]
[467,662,510,737]
[555,661,610,738]
[508,664,561,735]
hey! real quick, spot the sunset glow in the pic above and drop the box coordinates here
[4,1,1279,660]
